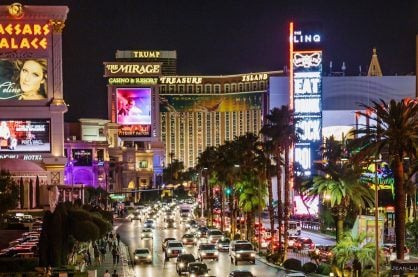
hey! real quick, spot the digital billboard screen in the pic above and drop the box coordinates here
[72,149,93,167]
[0,59,48,100]
[116,88,151,137]
[0,119,50,152]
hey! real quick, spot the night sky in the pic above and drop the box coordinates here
[16,0,418,122]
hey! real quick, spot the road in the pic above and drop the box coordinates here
[116,206,335,277]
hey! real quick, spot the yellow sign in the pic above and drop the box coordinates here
[241,73,268,82]
[160,76,202,85]
[0,23,50,49]
[104,62,162,77]
[132,51,160,58]
[108,77,158,85]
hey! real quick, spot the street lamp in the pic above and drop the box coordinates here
[374,158,381,277]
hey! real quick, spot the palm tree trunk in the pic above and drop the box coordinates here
[220,186,224,232]
[283,147,290,261]
[393,157,405,259]
[247,211,253,241]
[276,150,283,257]
[267,172,275,252]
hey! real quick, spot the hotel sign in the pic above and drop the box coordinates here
[104,62,162,77]
[241,73,268,82]
[115,50,177,59]
[159,76,202,85]
[0,22,50,50]
[293,50,322,176]
[108,77,158,85]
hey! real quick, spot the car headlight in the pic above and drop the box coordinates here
[183,239,187,242]
[218,243,222,247]
[147,255,152,259]
[168,249,172,253]
[214,251,219,255]
[251,253,256,257]
[201,252,206,256]
[237,254,241,257]
[179,262,185,268]
[135,256,138,259]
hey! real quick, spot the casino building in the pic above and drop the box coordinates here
[0,4,72,209]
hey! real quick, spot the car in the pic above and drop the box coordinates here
[165,218,177,229]
[187,262,210,277]
[182,233,197,246]
[229,270,255,277]
[293,237,315,251]
[164,211,175,220]
[382,243,410,262]
[217,238,230,252]
[165,241,184,260]
[312,244,335,263]
[143,219,155,229]
[131,211,141,221]
[287,235,299,248]
[176,253,196,275]
[229,241,256,265]
[162,237,176,251]
[207,229,223,243]
[196,226,209,238]
[133,248,152,264]
[197,243,219,261]
[141,228,153,239]
[185,219,198,229]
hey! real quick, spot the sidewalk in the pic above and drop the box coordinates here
[95,224,134,277]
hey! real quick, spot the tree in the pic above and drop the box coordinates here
[332,232,376,277]
[350,98,418,259]
[0,170,18,216]
[304,163,374,242]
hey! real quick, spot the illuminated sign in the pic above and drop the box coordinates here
[293,49,322,175]
[104,62,161,77]
[293,30,321,44]
[108,77,158,85]
[0,22,50,50]
[72,149,92,166]
[116,50,177,59]
[0,154,43,160]
[0,119,51,153]
[241,73,268,82]
[116,88,152,137]
[160,76,202,85]
[0,59,48,100]
[118,124,151,137]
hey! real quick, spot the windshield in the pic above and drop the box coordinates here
[183,234,194,238]
[135,249,149,254]
[220,239,230,243]
[235,244,253,251]
[169,243,183,248]
[209,230,222,236]
[143,229,152,232]
[199,244,216,250]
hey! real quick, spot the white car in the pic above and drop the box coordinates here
[143,219,155,229]
[165,241,184,260]
[207,229,224,243]
[134,248,152,264]
[141,228,153,239]
[197,243,219,261]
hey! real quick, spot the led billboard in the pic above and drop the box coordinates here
[0,119,50,152]
[72,149,92,166]
[0,59,48,100]
[116,88,151,137]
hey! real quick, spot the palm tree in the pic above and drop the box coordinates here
[350,98,418,259]
[304,162,374,242]
[332,232,376,277]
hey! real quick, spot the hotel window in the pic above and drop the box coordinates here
[231,83,237,92]
[187,85,193,93]
[169,85,175,93]
[225,113,230,140]
[224,84,230,93]
[97,149,104,161]
[238,83,243,92]
[138,160,148,169]
[214,84,221,93]
[179,85,184,93]
[260,81,265,90]
[245,83,250,91]
[246,111,251,132]
[196,85,202,93]
[204,84,212,93]
[252,82,258,91]
[160,85,167,93]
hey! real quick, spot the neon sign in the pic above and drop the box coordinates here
[0,23,50,49]
[293,49,322,175]
[104,63,161,77]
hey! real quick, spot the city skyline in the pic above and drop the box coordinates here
[18,0,418,121]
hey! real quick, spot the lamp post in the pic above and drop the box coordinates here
[200,168,207,219]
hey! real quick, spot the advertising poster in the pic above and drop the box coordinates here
[0,59,48,100]
[116,88,151,137]
[159,92,263,113]
[0,119,50,152]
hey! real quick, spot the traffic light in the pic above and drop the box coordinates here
[225,187,232,196]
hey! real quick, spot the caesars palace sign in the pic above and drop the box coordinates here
[0,23,50,49]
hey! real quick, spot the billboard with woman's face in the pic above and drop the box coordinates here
[0,119,50,152]
[116,88,152,137]
[0,59,48,100]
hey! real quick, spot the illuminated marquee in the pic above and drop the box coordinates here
[104,62,162,77]
[0,23,50,50]
[108,77,158,85]
[293,50,322,175]
[160,76,202,85]
[241,73,268,82]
